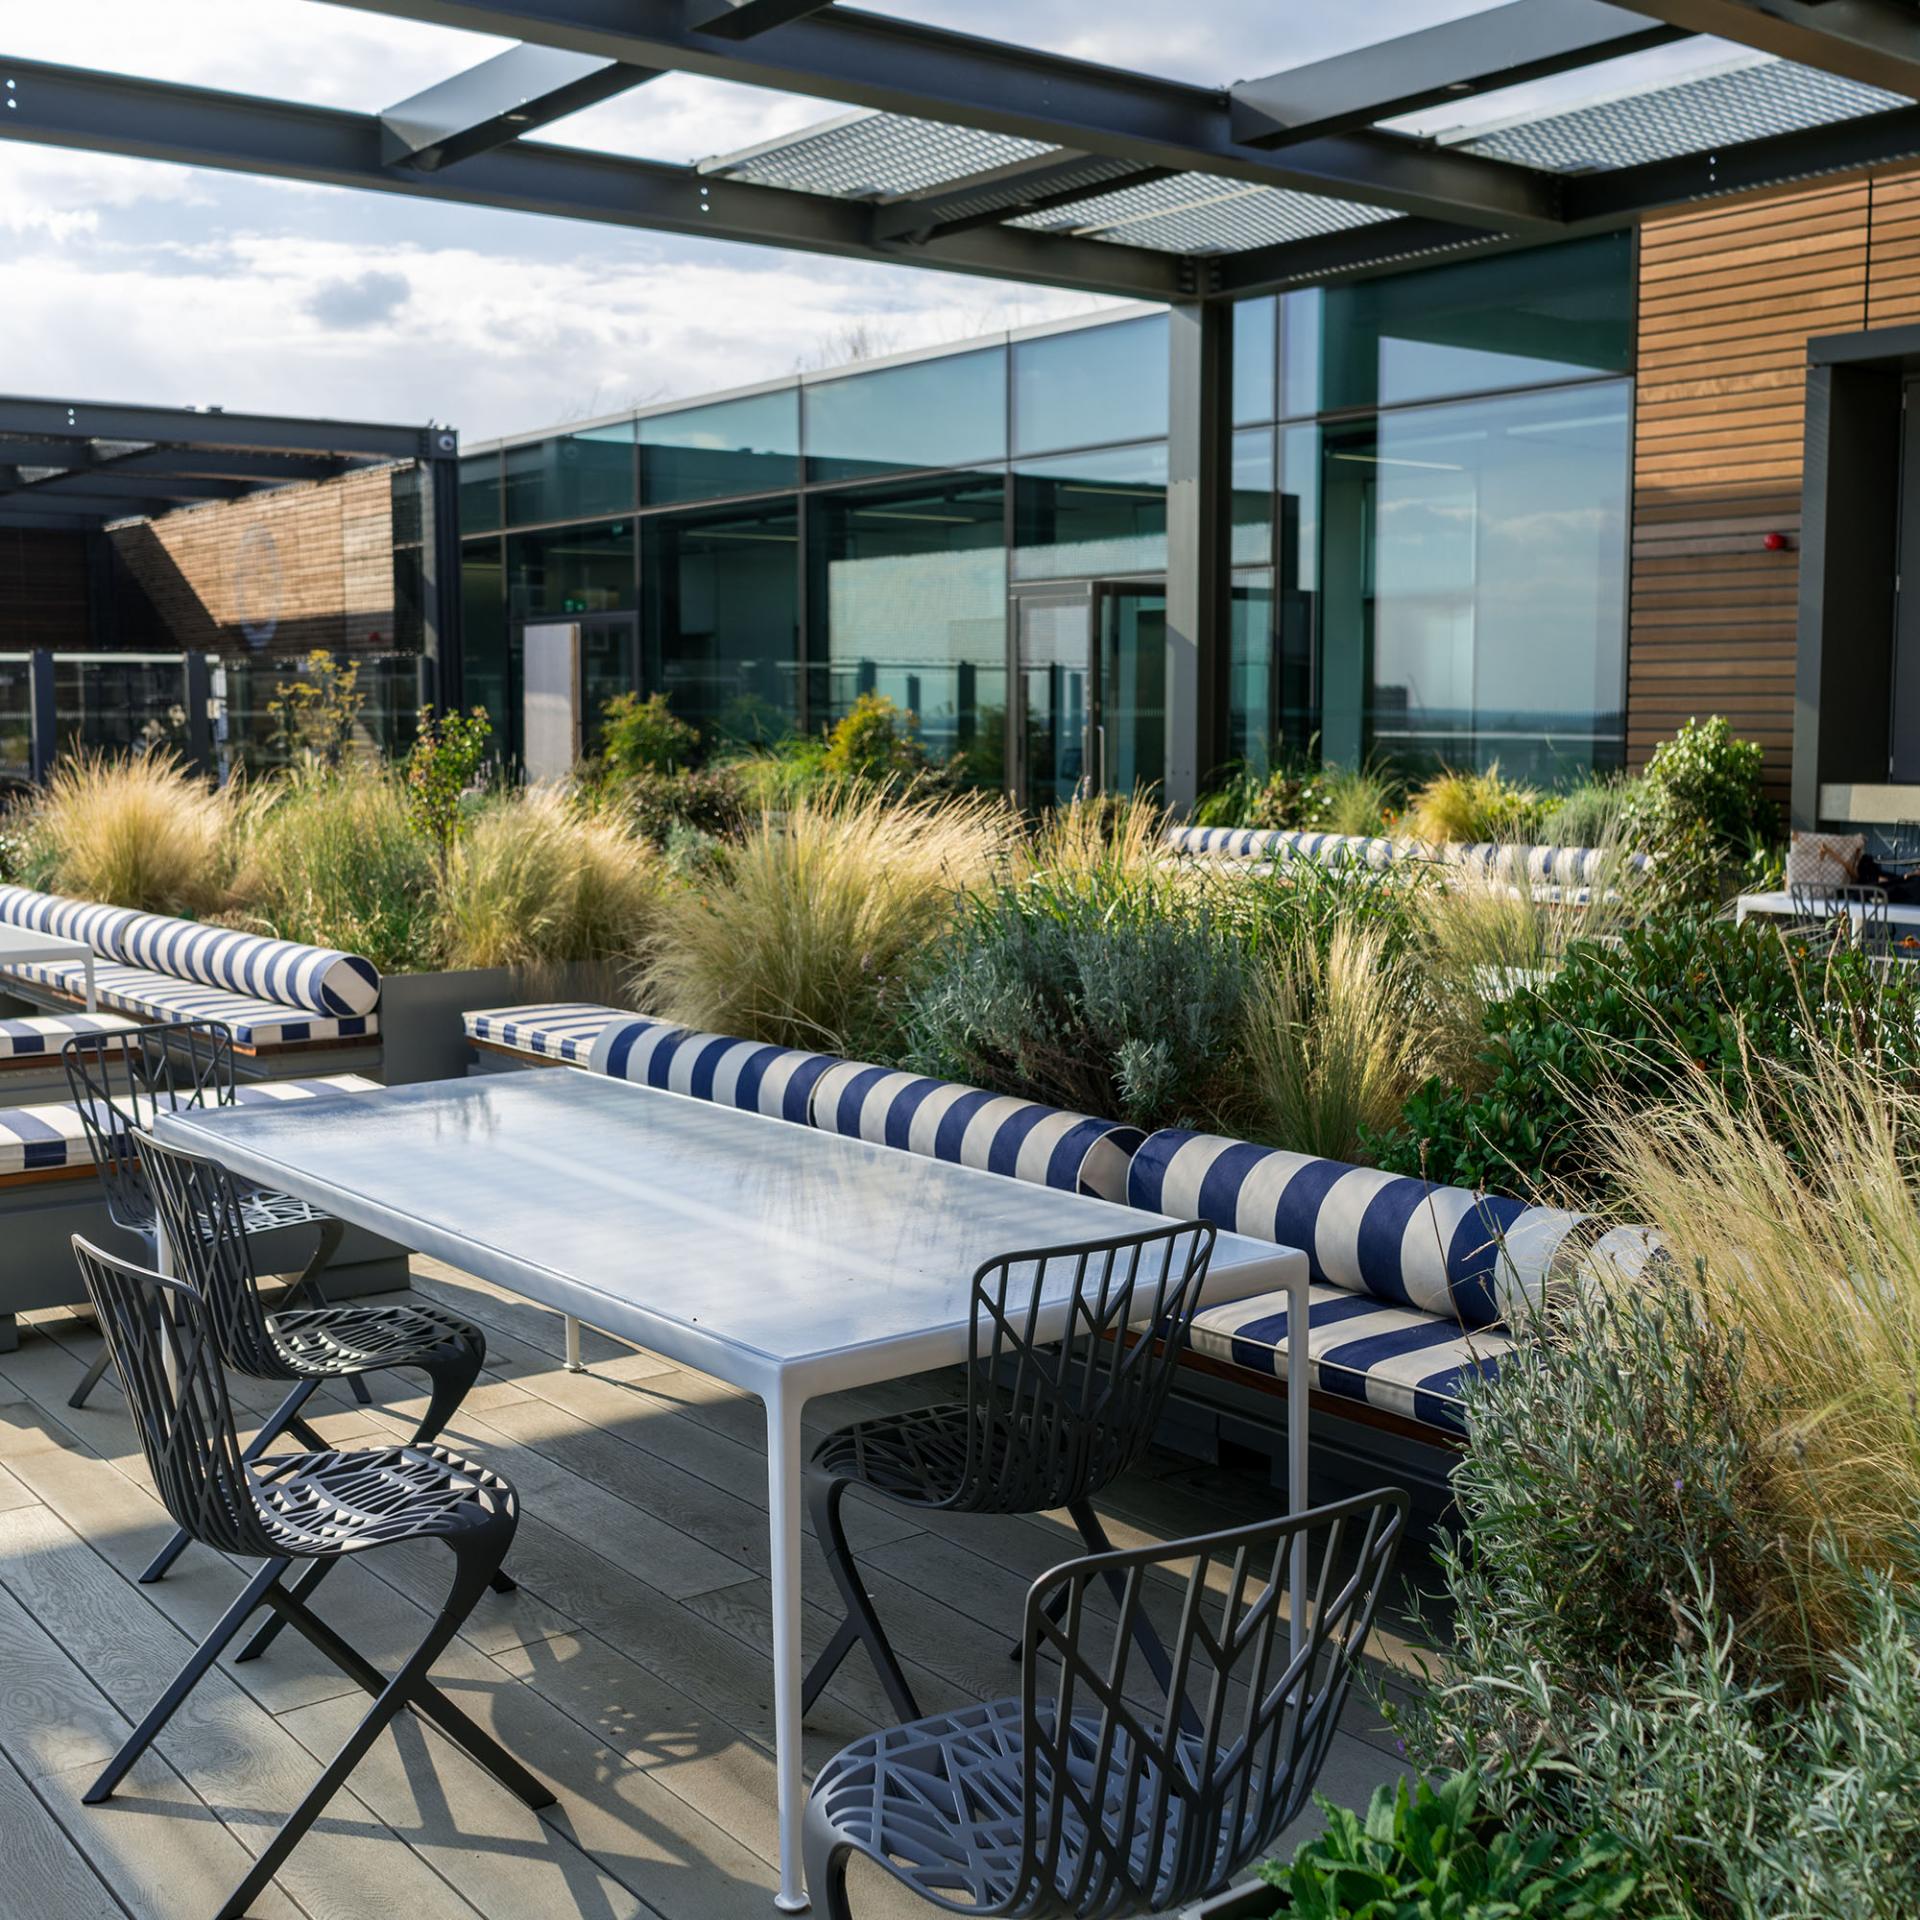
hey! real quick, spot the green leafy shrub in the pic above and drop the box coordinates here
[822,692,927,783]
[1259,1774,1638,1920]
[622,765,747,847]
[600,690,698,779]
[1370,916,1920,1199]
[1404,764,1545,847]
[724,735,832,810]
[405,705,492,858]
[1624,717,1779,906]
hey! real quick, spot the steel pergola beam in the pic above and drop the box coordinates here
[13,470,254,503]
[316,0,1566,231]
[381,42,656,169]
[104,448,358,482]
[0,391,439,462]
[1231,0,1683,148]
[0,57,1188,301]
[693,0,836,41]
[872,152,1173,246]
[0,488,181,520]
[1605,0,1920,97]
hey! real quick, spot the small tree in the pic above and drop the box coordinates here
[600,690,698,778]
[405,705,492,859]
[267,650,366,767]
[823,692,927,783]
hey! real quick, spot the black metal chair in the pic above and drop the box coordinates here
[69,1233,553,1920]
[134,1126,512,1646]
[61,1021,347,1411]
[802,1221,1216,1725]
[1788,881,1892,958]
[806,1488,1407,1919]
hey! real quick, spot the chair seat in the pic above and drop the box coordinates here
[0,1012,140,1060]
[250,1442,515,1559]
[265,1302,484,1381]
[814,1404,1016,1512]
[811,1697,1227,1915]
[0,959,378,1048]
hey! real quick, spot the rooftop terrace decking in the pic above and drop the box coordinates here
[0,1257,1417,1920]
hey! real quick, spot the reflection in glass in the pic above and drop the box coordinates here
[1233,296,1277,425]
[642,501,800,745]
[502,423,636,527]
[1280,234,1631,417]
[1013,442,1167,580]
[811,475,1006,781]
[1016,592,1090,807]
[805,350,1007,483]
[1014,314,1169,455]
[1232,428,1275,569]
[1098,586,1166,797]
[461,539,509,751]
[506,520,636,624]
[641,388,800,506]
[1225,572,1279,781]
[459,454,501,536]
[1318,382,1630,783]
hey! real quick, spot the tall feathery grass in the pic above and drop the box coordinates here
[1029,790,1166,879]
[436,787,662,994]
[1593,1042,1920,1662]
[27,749,236,915]
[231,764,437,972]
[1404,763,1543,846]
[1237,921,1430,1160]
[640,786,1015,1057]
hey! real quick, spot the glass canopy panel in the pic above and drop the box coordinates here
[1281,235,1631,416]
[1014,315,1169,457]
[810,474,1007,783]
[1013,441,1167,581]
[641,500,801,745]
[640,389,800,507]
[803,349,1007,484]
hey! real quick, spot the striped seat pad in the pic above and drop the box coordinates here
[1162,826,1649,885]
[807,1060,1145,1203]
[0,1073,380,1178]
[0,1012,140,1059]
[0,960,377,1048]
[1189,1283,1515,1437]
[0,885,380,1016]
[1129,1129,1585,1330]
[588,1015,836,1126]
[464,1004,627,1066]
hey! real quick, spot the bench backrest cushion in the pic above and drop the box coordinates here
[0,885,380,1017]
[1128,1129,1583,1329]
[588,1015,835,1126]
[806,1060,1145,1204]
[1161,826,1649,885]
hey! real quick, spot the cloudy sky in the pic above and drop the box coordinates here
[0,2,1736,441]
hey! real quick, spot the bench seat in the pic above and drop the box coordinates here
[1,960,378,1050]
[0,1012,141,1063]
[0,1073,381,1179]
[463,1004,626,1066]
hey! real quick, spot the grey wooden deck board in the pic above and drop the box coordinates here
[0,1263,1412,1920]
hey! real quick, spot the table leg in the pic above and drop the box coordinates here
[1289,1263,1309,1666]
[765,1386,809,1913]
[563,1315,584,1374]
[84,951,97,1012]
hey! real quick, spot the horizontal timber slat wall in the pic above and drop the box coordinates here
[1632,170,1920,800]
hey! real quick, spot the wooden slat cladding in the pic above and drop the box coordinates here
[1630,171,1920,795]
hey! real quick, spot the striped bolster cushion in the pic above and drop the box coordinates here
[1162,828,1649,885]
[1,961,375,1049]
[463,1004,626,1065]
[0,886,380,1017]
[588,1016,836,1126]
[806,1060,1145,1203]
[1128,1129,1585,1330]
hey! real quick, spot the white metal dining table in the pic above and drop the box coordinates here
[153,1069,1312,1912]
[0,921,99,1008]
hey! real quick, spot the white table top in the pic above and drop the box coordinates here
[153,1071,1305,1400]
[1738,889,1920,929]
[0,924,95,961]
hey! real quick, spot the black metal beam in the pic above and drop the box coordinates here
[16,470,254,503]
[317,0,1566,230]
[0,439,101,468]
[693,0,836,41]
[1231,0,1682,148]
[1211,215,1498,297]
[0,507,98,532]
[0,388,436,462]
[0,488,181,520]
[0,56,1187,301]
[103,448,358,482]
[381,42,657,170]
[1606,0,1920,98]
[872,152,1172,246]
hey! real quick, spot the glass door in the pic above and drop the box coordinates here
[1013,586,1093,806]
[1095,582,1167,798]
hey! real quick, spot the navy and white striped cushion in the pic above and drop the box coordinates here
[1128,1129,1584,1330]
[0,886,380,1017]
[0,1012,140,1059]
[806,1061,1146,1203]
[0,961,376,1049]
[463,1004,626,1065]
[1189,1284,1514,1436]
[1162,827,1650,886]
[0,1072,379,1178]
[588,1016,835,1126]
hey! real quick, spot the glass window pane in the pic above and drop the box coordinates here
[461,538,510,754]
[641,389,800,506]
[390,467,424,547]
[501,423,636,527]
[1014,314,1169,455]
[1233,296,1277,426]
[1232,428,1273,569]
[53,654,187,762]
[642,500,800,745]
[459,454,500,536]
[1281,234,1631,416]
[812,475,1006,784]
[1225,573,1278,780]
[1318,383,1630,784]
[1013,442,1167,581]
[804,349,1007,484]
[506,519,636,624]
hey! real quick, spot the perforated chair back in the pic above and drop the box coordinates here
[953,1221,1214,1516]
[1789,882,1892,958]
[62,1021,237,1236]
[1022,1490,1405,1914]
[70,1233,281,1561]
